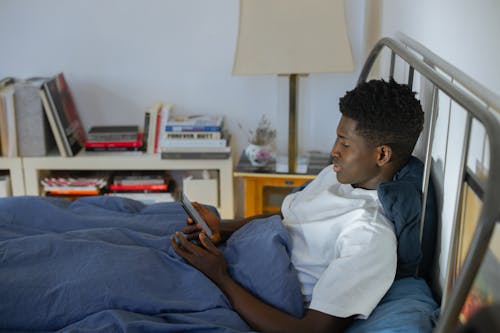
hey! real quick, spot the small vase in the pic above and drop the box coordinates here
[245,144,273,167]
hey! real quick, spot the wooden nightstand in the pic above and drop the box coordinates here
[234,152,331,217]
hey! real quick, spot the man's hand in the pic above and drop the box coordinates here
[183,202,222,244]
[170,232,229,285]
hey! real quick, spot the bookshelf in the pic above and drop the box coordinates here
[22,151,235,219]
[0,157,25,196]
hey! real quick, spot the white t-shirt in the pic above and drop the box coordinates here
[281,165,397,319]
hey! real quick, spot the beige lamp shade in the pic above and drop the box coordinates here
[233,0,354,75]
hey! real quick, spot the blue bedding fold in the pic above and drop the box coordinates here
[0,196,303,332]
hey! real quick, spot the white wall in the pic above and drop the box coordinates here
[379,0,500,294]
[380,0,500,97]
[0,0,368,161]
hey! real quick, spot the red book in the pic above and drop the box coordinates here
[85,133,143,148]
[109,183,168,191]
[154,111,162,154]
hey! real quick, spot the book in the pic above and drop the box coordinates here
[41,73,86,157]
[45,188,100,196]
[0,79,12,156]
[85,133,143,148]
[41,176,107,196]
[109,183,168,191]
[0,83,17,157]
[164,131,222,140]
[113,174,166,185]
[165,114,223,132]
[160,134,231,151]
[160,151,231,159]
[160,144,231,153]
[146,102,161,154]
[84,146,143,152]
[40,88,67,157]
[156,103,173,153]
[142,112,150,152]
[161,136,229,148]
[13,77,57,156]
[88,125,139,142]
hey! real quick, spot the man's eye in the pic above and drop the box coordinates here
[341,142,349,148]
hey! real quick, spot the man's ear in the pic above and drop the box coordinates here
[376,144,393,166]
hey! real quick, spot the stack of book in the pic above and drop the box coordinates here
[41,176,108,197]
[85,125,143,152]
[160,114,230,159]
[1,73,85,158]
[107,172,174,204]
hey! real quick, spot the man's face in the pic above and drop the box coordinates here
[330,116,382,190]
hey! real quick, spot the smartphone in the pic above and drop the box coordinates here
[180,192,213,238]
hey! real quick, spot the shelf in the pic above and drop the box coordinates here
[0,157,25,196]
[22,151,234,218]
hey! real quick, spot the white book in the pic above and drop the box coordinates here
[164,131,222,140]
[1,85,18,157]
[40,89,67,157]
[165,114,224,132]
[160,145,231,153]
[146,102,161,154]
[161,137,228,148]
[14,78,56,156]
[156,103,173,153]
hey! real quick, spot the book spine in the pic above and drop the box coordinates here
[153,109,162,154]
[1,85,18,157]
[146,103,161,154]
[164,131,222,140]
[14,81,54,157]
[162,138,227,147]
[160,151,230,159]
[142,112,150,152]
[165,125,221,132]
[43,80,72,156]
[156,103,173,153]
[87,134,138,142]
[85,133,144,148]
[109,183,168,191]
[39,89,67,157]
[46,189,100,195]
[85,146,142,152]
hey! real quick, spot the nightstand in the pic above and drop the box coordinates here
[234,152,331,217]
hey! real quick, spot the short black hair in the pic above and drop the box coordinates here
[339,79,424,166]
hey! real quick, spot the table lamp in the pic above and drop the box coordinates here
[233,0,354,173]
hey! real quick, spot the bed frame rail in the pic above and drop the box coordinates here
[358,34,500,332]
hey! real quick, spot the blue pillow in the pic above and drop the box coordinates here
[377,156,437,280]
[346,277,439,333]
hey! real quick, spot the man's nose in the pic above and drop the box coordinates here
[331,141,340,158]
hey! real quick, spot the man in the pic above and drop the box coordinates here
[171,79,424,333]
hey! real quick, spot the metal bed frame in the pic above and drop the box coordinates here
[358,33,500,332]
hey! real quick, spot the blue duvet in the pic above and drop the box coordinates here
[0,196,303,332]
[0,196,438,332]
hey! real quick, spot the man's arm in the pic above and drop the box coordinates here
[170,233,353,333]
[186,202,280,244]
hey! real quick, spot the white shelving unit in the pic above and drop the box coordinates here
[0,157,25,196]
[22,151,235,219]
